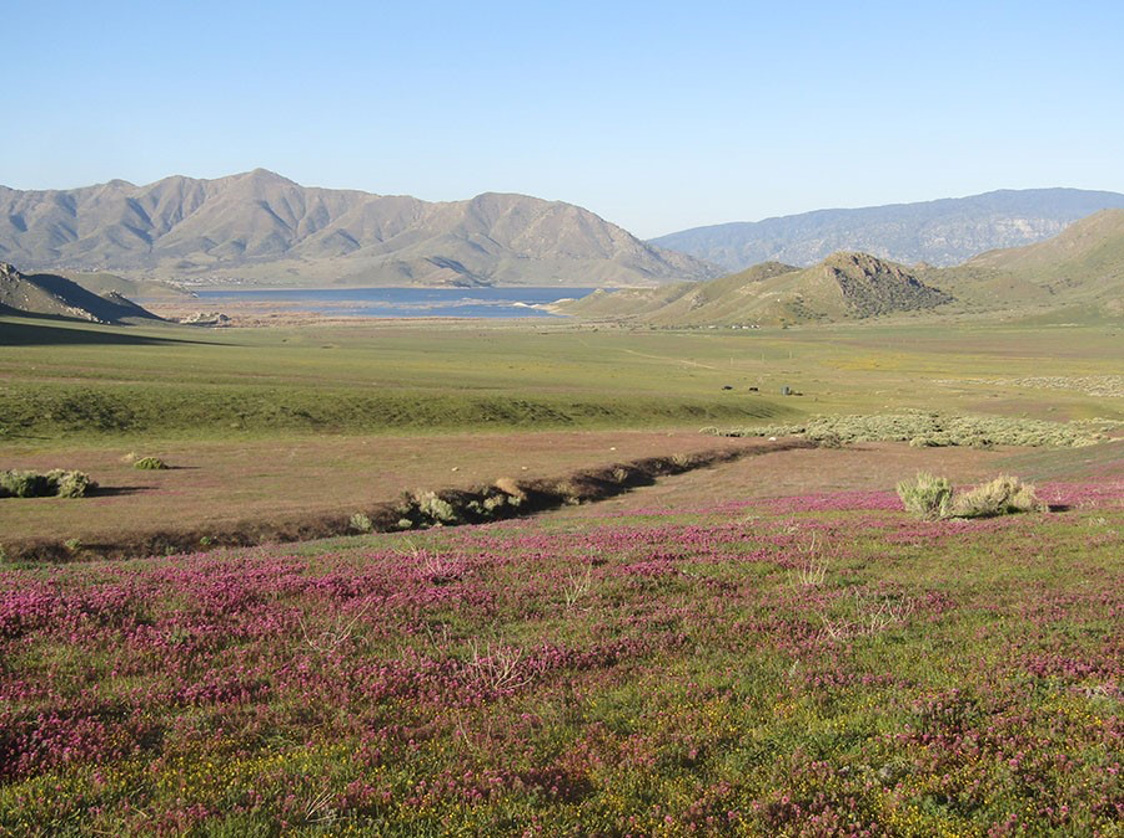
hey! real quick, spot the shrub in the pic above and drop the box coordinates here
[0,470,52,498]
[348,512,373,533]
[133,456,168,470]
[898,473,1048,520]
[896,472,953,520]
[483,493,515,513]
[723,411,1121,448]
[813,431,844,449]
[0,469,95,498]
[47,469,95,498]
[412,491,459,526]
[948,475,1048,519]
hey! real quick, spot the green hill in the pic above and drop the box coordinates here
[60,271,193,301]
[564,254,950,325]
[932,209,1124,317]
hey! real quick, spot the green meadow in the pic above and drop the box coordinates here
[2,316,1120,446]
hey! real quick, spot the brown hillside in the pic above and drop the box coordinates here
[0,170,719,288]
[0,262,162,323]
[563,253,951,325]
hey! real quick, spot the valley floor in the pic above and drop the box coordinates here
[1,312,1121,833]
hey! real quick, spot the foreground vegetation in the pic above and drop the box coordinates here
[1,471,1120,835]
[896,473,1048,520]
[0,469,95,499]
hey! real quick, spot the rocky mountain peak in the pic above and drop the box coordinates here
[815,252,951,316]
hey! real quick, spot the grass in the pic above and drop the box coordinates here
[3,313,1121,552]
[0,431,774,548]
[2,317,1121,446]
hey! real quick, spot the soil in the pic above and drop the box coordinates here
[3,429,1092,563]
[544,441,1010,519]
[0,430,777,561]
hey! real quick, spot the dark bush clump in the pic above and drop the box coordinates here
[0,469,96,498]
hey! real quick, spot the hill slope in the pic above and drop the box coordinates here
[575,210,1124,325]
[0,263,162,323]
[930,209,1124,316]
[564,254,951,325]
[652,188,1124,270]
[0,170,719,288]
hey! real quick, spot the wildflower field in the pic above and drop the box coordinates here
[2,470,1120,836]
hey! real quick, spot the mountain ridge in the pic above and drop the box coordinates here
[0,170,719,288]
[651,188,1124,270]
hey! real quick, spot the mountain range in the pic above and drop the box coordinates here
[651,188,1124,271]
[564,210,1124,325]
[0,170,717,288]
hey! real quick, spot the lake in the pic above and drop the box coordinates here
[194,286,597,318]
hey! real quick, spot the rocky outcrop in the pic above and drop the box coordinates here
[0,262,162,323]
[820,253,952,317]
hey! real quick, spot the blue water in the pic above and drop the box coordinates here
[194,287,597,318]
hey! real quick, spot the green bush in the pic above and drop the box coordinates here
[0,469,96,498]
[49,469,95,498]
[416,492,459,525]
[348,512,373,533]
[133,456,169,470]
[896,472,953,520]
[948,475,1048,519]
[0,470,52,498]
[898,472,1048,520]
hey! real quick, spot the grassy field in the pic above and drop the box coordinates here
[3,314,1121,552]
[2,317,1120,446]
[2,312,1122,834]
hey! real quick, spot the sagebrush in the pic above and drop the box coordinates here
[0,469,96,498]
[722,410,1120,448]
[898,472,1047,520]
[896,472,953,520]
[948,475,1048,518]
[133,456,169,470]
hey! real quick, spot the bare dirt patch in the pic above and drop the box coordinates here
[0,430,780,559]
[544,441,1021,518]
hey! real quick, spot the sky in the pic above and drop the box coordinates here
[5,0,1124,238]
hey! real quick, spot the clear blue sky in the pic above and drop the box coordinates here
[6,0,1123,238]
